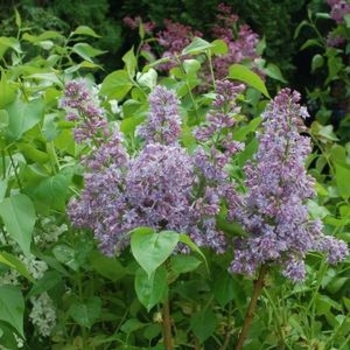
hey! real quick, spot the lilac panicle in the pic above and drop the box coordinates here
[63,80,241,256]
[60,79,109,145]
[137,86,182,145]
[229,88,348,282]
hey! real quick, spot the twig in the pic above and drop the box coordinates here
[235,264,268,350]
[162,298,173,350]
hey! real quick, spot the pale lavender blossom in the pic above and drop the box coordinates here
[60,79,109,144]
[229,88,348,282]
[137,86,182,145]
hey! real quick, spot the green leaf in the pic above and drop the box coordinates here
[0,110,9,129]
[179,234,208,272]
[311,54,324,72]
[334,162,350,199]
[229,64,270,98]
[32,172,71,210]
[0,286,24,337]
[234,116,262,141]
[14,8,21,28]
[72,43,106,63]
[190,309,217,342]
[89,250,126,281]
[183,59,201,75]
[122,47,137,78]
[344,13,350,28]
[28,270,62,297]
[73,25,100,38]
[134,266,168,311]
[0,37,22,58]
[52,245,79,271]
[100,70,133,100]
[0,179,7,202]
[170,255,202,275]
[0,194,36,256]
[210,39,228,55]
[131,228,179,277]
[264,63,287,83]
[212,271,236,307]
[68,296,102,328]
[300,39,323,51]
[5,98,44,141]
[137,68,158,90]
[0,251,34,282]
[120,318,147,334]
[0,73,17,108]
[182,37,213,55]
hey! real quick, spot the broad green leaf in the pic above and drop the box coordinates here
[32,172,71,210]
[307,200,330,219]
[134,266,168,311]
[334,162,350,199]
[22,31,64,43]
[0,37,22,58]
[234,116,262,141]
[229,64,270,98]
[210,39,228,55]
[89,250,126,281]
[211,271,236,307]
[121,318,147,333]
[0,73,17,108]
[179,234,208,272]
[100,70,133,100]
[0,194,36,256]
[300,39,323,51]
[17,142,49,164]
[0,251,33,282]
[131,228,179,277]
[0,286,24,337]
[52,244,79,271]
[170,255,202,275]
[137,68,158,90]
[264,63,287,83]
[68,296,102,328]
[344,13,350,28]
[182,37,213,55]
[73,25,100,38]
[123,47,137,78]
[72,43,106,63]
[5,98,44,141]
[183,59,201,75]
[190,309,217,342]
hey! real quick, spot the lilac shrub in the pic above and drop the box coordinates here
[229,88,348,282]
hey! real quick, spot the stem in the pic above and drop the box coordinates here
[235,264,268,350]
[7,149,23,191]
[162,298,173,350]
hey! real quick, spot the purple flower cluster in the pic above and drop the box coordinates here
[228,88,348,282]
[62,80,241,255]
[59,79,109,145]
[327,0,350,24]
[137,86,182,145]
[191,80,245,252]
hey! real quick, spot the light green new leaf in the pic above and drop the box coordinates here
[72,43,106,63]
[0,286,24,337]
[123,47,137,78]
[229,64,270,98]
[0,72,17,108]
[182,37,213,55]
[134,266,168,311]
[131,228,179,277]
[0,194,36,256]
[73,25,101,38]
[100,70,133,100]
[334,162,350,200]
[5,98,44,141]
